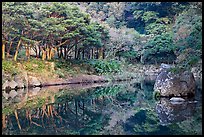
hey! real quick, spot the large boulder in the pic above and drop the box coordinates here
[154,64,196,97]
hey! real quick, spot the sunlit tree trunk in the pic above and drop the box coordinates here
[2,42,5,60]
[46,47,50,60]
[98,47,103,59]
[25,45,30,60]
[14,39,22,61]
[42,49,46,60]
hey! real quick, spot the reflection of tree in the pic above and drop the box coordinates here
[3,79,201,135]
[124,109,160,135]
[2,94,110,135]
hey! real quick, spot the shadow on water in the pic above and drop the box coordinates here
[2,76,202,135]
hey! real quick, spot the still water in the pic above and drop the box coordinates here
[2,77,202,135]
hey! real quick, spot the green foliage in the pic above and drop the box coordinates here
[116,51,138,58]
[2,60,18,74]
[141,32,176,64]
[173,6,202,70]
[55,70,65,78]
[55,60,72,72]
[87,59,121,74]
[24,97,46,108]
[23,59,46,72]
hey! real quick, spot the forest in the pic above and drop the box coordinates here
[2,2,202,72]
[2,2,202,135]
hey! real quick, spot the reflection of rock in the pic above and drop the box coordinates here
[154,64,196,96]
[28,76,41,87]
[28,87,41,96]
[3,90,18,99]
[3,80,18,90]
[155,98,196,126]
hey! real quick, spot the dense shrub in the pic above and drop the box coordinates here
[86,59,121,74]
[141,32,176,64]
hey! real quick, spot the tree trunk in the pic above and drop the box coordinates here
[82,49,85,60]
[25,46,30,60]
[103,48,105,59]
[57,47,60,58]
[92,48,94,59]
[46,47,50,60]
[42,49,46,60]
[96,48,99,59]
[2,43,5,60]
[14,39,22,61]
[38,45,41,58]
[60,47,63,58]
[7,41,13,58]
[64,46,67,59]
[98,47,103,59]
[49,48,53,60]
[75,45,78,59]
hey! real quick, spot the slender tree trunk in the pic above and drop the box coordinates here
[14,39,22,61]
[7,41,13,58]
[64,46,67,59]
[60,47,63,58]
[25,46,30,60]
[103,48,105,59]
[98,47,103,59]
[57,47,60,58]
[46,47,50,60]
[75,45,78,59]
[2,43,5,60]
[42,49,46,60]
[92,48,94,59]
[82,49,85,60]
[96,48,99,59]
[49,48,53,60]
[38,45,41,58]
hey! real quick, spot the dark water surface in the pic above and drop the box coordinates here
[2,77,202,135]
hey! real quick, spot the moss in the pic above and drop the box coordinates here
[153,91,161,100]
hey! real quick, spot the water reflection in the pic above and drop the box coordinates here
[2,77,202,135]
[155,98,196,126]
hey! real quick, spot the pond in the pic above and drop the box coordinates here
[2,76,202,135]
